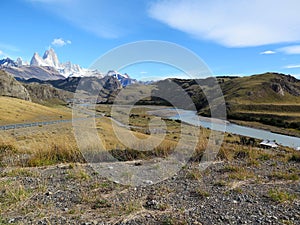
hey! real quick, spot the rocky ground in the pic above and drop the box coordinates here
[0,148,299,225]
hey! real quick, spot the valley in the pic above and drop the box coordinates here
[2,1,300,224]
[0,99,299,224]
[0,49,300,225]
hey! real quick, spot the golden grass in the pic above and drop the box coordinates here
[1,102,296,168]
[0,123,81,166]
[0,96,72,125]
[0,113,183,166]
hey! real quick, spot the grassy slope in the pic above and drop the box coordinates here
[151,73,300,135]
[0,96,72,125]
[221,73,300,104]
[219,73,300,135]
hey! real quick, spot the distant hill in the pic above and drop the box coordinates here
[2,68,299,131]
[218,72,300,104]
[151,72,300,130]
[23,83,73,105]
[1,69,72,105]
[111,72,300,131]
[219,73,300,130]
[0,70,31,101]
[19,75,123,103]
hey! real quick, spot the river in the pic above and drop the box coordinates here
[152,108,300,149]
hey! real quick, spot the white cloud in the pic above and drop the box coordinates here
[0,50,3,55]
[284,64,300,69]
[260,50,276,55]
[148,0,300,47]
[279,45,300,54]
[51,38,71,47]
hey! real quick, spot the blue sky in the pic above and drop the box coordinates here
[1,0,300,79]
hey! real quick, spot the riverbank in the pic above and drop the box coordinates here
[230,119,300,138]
[148,108,300,149]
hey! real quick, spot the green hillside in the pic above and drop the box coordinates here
[150,73,300,134]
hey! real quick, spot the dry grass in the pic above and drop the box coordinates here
[27,137,85,166]
[1,101,297,168]
[0,112,181,166]
[0,179,33,214]
[0,96,71,125]
[288,151,300,162]
[268,189,298,203]
[0,124,83,167]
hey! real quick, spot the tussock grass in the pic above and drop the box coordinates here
[0,179,32,213]
[0,124,84,167]
[288,151,300,162]
[269,172,299,181]
[66,165,90,180]
[27,137,85,167]
[220,165,255,180]
[268,189,298,203]
[1,168,37,177]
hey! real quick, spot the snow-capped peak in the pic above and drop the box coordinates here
[1,49,136,81]
[106,70,136,86]
[29,48,93,78]
[30,52,47,67]
[43,48,59,68]
[30,48,59,68]
[16,57,24,66]
[0,57,18,67]
[107,70,129,79]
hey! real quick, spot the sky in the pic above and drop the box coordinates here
[1,0,300,79]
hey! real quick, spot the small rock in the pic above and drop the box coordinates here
[144,180,153,185]
[45,191,53,196]
[8,218,15,223]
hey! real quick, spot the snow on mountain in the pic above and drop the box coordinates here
[30,52,47,67]
[28,48,102,78]
[16,57,28,66]
[43,48,59,68]
[106,70,137,86]
[28,50,135,85]
[0,58,18,67]
[1,49,137,85]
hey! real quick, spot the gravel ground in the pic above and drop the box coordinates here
[1,152,299,225]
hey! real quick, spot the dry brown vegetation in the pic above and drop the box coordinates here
[0,102,299,224]
[0,96,72,125]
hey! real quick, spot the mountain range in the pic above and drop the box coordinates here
[0,48,137,86]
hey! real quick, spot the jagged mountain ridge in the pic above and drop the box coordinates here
[29,48,98,78]
[0,48,137,86]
